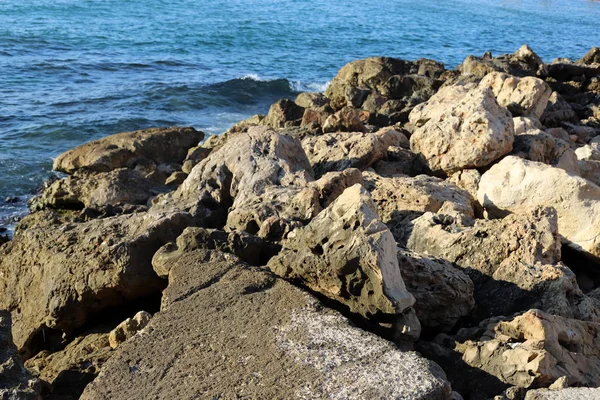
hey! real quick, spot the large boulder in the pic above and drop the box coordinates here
[451,310,600,389]
[407,208,599,322]
[478,156,600,258]
[0,207,192,355]
[53,127,204,174]
[409,87,514,173]
[267,184,420,340]
[81,250,453,400]
[479,72,552,119]
[398,250,474,332]
[0,310,41,399]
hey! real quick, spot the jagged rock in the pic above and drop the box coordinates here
[541,92,579,127]
[447,169,481,202]
[267,184,420,340]
[525,387,600,400]
[181,145,211,174]
[224,114,265,135]
[407,208,599,322]
[294,92,330,109]
[29,169,161,211]
[81,250,453,400]
[0,207,192,355]
[459,45,546,78]
[25,330,112,399]
[398,250,474,332]
[479,72,552,118]
[53,127,204,174]
[0,310,41,400]
[547,62,600,82]
[108,311,151,349]
[164,171,187,187]
[152,226,281,278]
[478,156,600,258]
[263,98,305,129]
[511,129,579,174]
[362,170,475,225]
[322,106,367,133]
[453,310,600,389]
[513,116,543,135]
[409,87,514,173]
[301,130,390,177]
[372,149,424,177]
[408,81,477,127]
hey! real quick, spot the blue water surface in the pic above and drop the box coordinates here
[1,0,599,229]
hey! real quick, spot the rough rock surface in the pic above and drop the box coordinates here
[407,208,599,322]
[511,129,579,174]
[478,156,600,258]
[0,207,192,354]
[410,87,514,173]
[53,127,204,174]
[108,311,152,349]
[81,250,452,400]
[525,387,600,400]
[398,250,474,332]
[453,310,600,388]
[0,310,41,400]
[267,184,419,340]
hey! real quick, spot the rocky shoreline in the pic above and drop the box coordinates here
[2,45,600,400]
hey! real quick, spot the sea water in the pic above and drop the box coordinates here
[1,0,599,231]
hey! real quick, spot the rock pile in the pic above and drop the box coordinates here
[1,45,600,399]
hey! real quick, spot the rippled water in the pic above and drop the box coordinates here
[1,0,599,231]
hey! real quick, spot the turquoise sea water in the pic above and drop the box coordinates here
[1,0,599,230]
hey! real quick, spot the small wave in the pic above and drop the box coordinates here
[290,80,330,93]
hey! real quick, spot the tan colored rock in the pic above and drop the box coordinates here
[513,116,542,135]
[398,250,474,332]
[164,171,187,187]
[301,131,390,177]
[108,311,151,349]
[53,127,204,174]
[0,310,41,400]
[409,87,514,173]
[511,129,579,174]
[575,144,600,161]
[29,168,160,210]
[322,106,366,133]
[578,47,600,65]
[407,208,599,322]
[479,72,552,118]
[408,81,477,127]
[263,98,304,129]
[294,92,330,109]
[447,169,481,201]
[459,45,546,78]
[454,310,600,388]
[267,184,420,340]
[478,156,600,258]
[181,145,211,174]
[525,387,600,400]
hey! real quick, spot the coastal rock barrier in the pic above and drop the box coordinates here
[1,45,600,400]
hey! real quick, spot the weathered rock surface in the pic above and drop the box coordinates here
[0,310,41,400]
[478,156,600,258]
[410,87,514,173]
[263,99,305,129]
[322,106,367,133]
[0,207,192,354]
[579,47,600,65]
[81,250,452,400]
[398,250,474,332]
[447,169,481,202]
[29,169,162,210]
[452,310,600,389]
[458,45,547,78]
[301,130,390,177]
[479,72,552,118]
[407,208,599,322]
[53,127,204,174]
[540,92,579,127]
[108,311,151,349]
[25,330,112,400]
[511,129,579,174]
[525,387,600,400]
[268,184,420,340]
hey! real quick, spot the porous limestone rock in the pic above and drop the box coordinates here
[0,310,41,400]
[108,311,152,349]
[53,127,204,174]
[579,47,600,65]
[525,387,600,400]
[478,156,600,258]
[447,169,481,202]
[81,250,452,400]
[540,92,579,127]
[294,92,330,109]
[407,208,599,322]
[511,129,579,174]
[409,87,514,173]
[408,81,477,128]
[267,184,420,340]
[513,116,543,135]
[322,106,367,133]
[263,98,305,129]
[398,250,474,332]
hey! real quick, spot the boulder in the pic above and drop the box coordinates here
[267,184,420,340]
[81,250,453,400]
[398,250,474,332]
[409,87,514,173]
[407,208,599,322]
[29,169,161,211]
[453,310,600,389]
[511,129,579,174]
[0,310,41,400]
[479,72,552,118]
[263,99,305,129]
[478,156,600,258]
[294,92,330,109]
[181,145,211,174]
[322,106,367,133]
[53,127,204,174]
[0,207,192,355]
[447,169,481,202]
[458,45,546,78]
[525,387,600,400]
[25,330,112,399]
[513,116,542,135]
[540,92,579,127]
[408,81,477,128]
[108,311,152,349]
[301,130,390,178]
